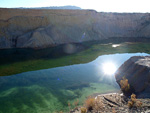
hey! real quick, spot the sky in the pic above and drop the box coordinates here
[0,0,150,13]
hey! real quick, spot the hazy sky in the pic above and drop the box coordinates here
[0,0,150,12]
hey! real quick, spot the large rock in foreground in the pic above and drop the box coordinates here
[115,56,150,98]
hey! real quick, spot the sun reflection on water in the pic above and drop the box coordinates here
[112,44,121,48]
[102,62,117,76]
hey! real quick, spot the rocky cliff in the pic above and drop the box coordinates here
[0,8,150,49]
[115,56,150,98]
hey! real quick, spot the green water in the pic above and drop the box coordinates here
[0,53,149,113]
[1,42,150,76]
[0,42,150,112]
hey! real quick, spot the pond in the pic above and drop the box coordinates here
[0,53,149,113]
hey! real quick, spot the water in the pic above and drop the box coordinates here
[0,53,149,113]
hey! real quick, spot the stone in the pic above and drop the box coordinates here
[115,56,150,98]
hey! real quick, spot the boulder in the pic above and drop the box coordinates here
[115,56,150,98]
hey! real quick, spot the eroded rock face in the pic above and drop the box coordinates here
[0,8,150,49]
[115,56,150,98]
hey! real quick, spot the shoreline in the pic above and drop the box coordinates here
[71,92,150,113]
[91,90,121,98]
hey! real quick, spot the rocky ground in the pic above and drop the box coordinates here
[70,93,150,113]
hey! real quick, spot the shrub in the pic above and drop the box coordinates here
[81,107,87,113]
[128,100,134,108]
[127,94,142,108]
[131,93,136,103]
[135,101,142,107]
[85,97,95,111]
[93,97,104,112]
[84,96,104,112]
[120,77,130,92]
